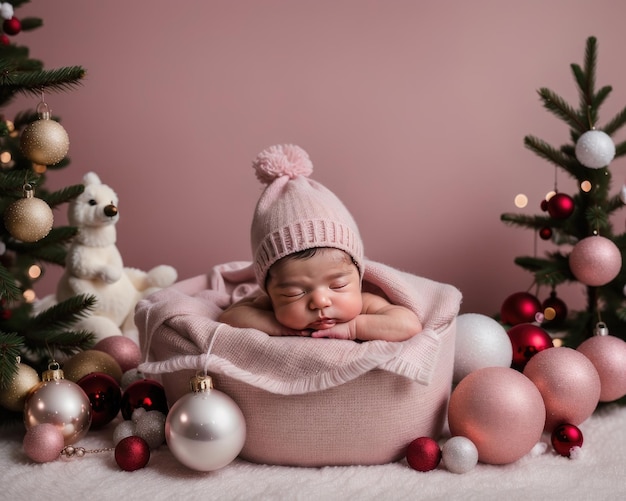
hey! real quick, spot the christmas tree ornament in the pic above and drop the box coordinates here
[507,323,553,371]
[23,361,92,445]
[2,16,20,35]
[441,436,478,474]
[539,226,552,240]
[551,423,583,457]
[547,192,575,219]
[93,336,142,373]
[453,313,512,384]
[20,100,69,165]
[120,368,144,390]
[3,183,54,242]
[569,235,622,286]
[165,374,246,471]
[577,331,626,402]
[133,409,166,449]
[76,372,122,428]
[23,423,65,463]
[62,349,123,384]
[500,291,542,325]
[620,183,626,204]
[120,378,169,419]
[0,359,40,412]
[405,436,441,472]
[540,199,549,212]
[575,129,615,169]
[113,420,136,446]
[114,436,150,471]
[523,347,601,432]
[448,367,545,465]
[541,291,568,328]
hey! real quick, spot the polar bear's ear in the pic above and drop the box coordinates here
[83,172,101,186]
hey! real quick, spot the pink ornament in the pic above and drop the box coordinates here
[115,436,150,471]
[500,292,542,325]
[577,335,626,402]
[523,347,601,432]
[94,336,142,373]
[551,423,583,457]
[569,236,622,286]
[406,436,441,472]
[23,423,64,463]
[448,367,545,465]
[507,323,553,371]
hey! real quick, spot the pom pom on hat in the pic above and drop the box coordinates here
[252,144,314,184]
[250,144,364,288]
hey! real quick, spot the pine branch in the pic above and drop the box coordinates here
[0,265,21,302]
[603,104,626,136]
[42,184,84,208]
[523,135,582,176]
[500,212,552,230]
[0,332,24,389]
[29,294,97,332]
[538,88,587,132]
[513,252,573,286]
[1,66,86,97]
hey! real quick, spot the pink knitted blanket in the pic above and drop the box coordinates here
[136,260,461,395]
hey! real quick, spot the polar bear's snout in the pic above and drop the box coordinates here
[104,204,118,218]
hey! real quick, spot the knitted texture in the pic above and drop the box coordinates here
[251,144,364,288]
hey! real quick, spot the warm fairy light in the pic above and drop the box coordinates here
[581,180,592,192]
[4,120,14,132]
[545,190,556,201]
[552,338,563,348]
[23,289,36,303]
[0,150,11,163]
[543,307,556,321]
[514,194,528,208]
[28,264,42,279]
[32,163,47,174]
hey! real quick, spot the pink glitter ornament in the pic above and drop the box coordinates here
[569,236,621,286]
[23,423,64,463]
[577,335,626,402]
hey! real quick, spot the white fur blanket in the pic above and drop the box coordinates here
[1,403,624,500]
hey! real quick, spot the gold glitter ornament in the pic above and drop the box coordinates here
[62,349,123,384]
[20,101,69,165]
[3,184,54,242]
[0,361,40,412]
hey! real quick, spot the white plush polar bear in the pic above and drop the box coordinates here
[56,172,177,342]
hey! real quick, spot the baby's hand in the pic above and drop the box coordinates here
[311,323,355,340]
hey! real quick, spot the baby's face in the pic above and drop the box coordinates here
[266,248,362,331]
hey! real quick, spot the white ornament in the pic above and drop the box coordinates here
[621,184,626,204]
[442,436,479,474]
[0,3,14,20]
[575,130,615,169]
[165,374,246,471]
[453,313,513,384]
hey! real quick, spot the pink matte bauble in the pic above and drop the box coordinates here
[523,347,600,432]
[500,292,542,325]
[569,236,622,286]
[507,323,553,371]
[94,336,142,373]
[577,335,626,402]
[448,367,545,465]
[23,423,65,463]
[406,436,441,472]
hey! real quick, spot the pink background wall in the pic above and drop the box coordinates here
[5,0,626,316]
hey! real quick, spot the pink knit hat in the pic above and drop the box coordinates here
[251,144,364,288]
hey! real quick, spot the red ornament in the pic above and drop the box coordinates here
[120,379,169,420]
[3,16,21,36]
[507,323,553,371]
[77,372,122,428]
[406,436,441,472]
[500,292,542,325]
[551,423,583,457]
[547,193,575,219]
[114,436,150,471]
[0,34,9,45]
[540,199,549,212]
[539,227,553,240]
[541,291,568,328]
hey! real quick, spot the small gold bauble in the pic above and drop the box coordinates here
[3,187,54,242]
[20,117,69,165]
[0,363,40,412]
[62,350,123,384]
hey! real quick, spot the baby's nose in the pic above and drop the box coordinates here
[309,290,332,309]
[104,204,118,217]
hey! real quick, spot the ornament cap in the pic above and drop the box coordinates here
[42,361,64,382]
[190,374,213,392]
[593,321,609,336]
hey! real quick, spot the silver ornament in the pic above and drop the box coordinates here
[165,374,246,471]
[442,436,479,474]
[23,362,92,445]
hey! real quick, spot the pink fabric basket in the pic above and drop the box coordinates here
[136,260,461,467]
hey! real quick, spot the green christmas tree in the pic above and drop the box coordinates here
[0,1,95,400]
[501,36,626,348]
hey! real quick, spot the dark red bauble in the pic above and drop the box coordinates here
[540,199,549,212]
[77,372,122,428]
[115,436,150,471]
[551,423,583,457]
[541,292,568,328]
[120,379,168,420]
[539,227,553,240]
[0,34,9,46]
[507,323,554,371]
[547,193,575,220]
[500,292,542,326]
[3,17,21,35]
[406,436,441,472]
